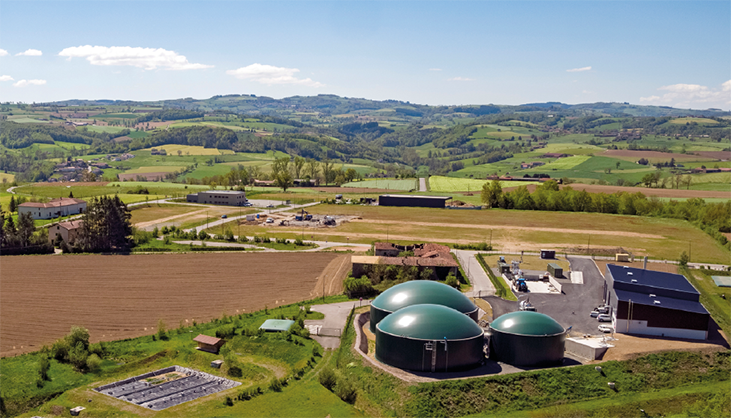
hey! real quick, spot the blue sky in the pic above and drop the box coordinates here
[1,1,729,109]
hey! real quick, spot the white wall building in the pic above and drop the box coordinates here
[19,197,87,220]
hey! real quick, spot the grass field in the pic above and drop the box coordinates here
[142,145,235,156]
[85,125,129,133]
[130,204,204,224]
[0,173,15,183]
[429,176,539,192]
[5,117,48,123]
[683,268,731,337]
[341,179,416,190]
[669,117,720,125]
[302,205,731,263]
[125,165,186,174]
[539,155,591,170]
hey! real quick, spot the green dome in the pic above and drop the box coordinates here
[377,304,484,340]
[490,311,564,336]
[372,281,477,314]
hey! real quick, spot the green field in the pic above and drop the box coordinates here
[99,112,139,119]
[539,155,591,170]
[429,176,539,192]
[342,178,416,190]
[5,117,48,124]
[125,165,186,174]
[142,145,235,156]
[669,117,720,125]
[85,125,129,134]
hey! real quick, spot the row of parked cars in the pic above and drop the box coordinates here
[590,305,614,333]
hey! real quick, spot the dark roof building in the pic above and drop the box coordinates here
[602,265,710,340]
[379,194,451,208]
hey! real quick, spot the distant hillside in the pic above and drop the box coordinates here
[46,95,731,118]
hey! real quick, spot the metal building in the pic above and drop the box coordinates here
[378,194,451,208]
[489,311,566,367]
[370,281,479,333]
[602,264,710,340]
[186,190,247,206]
[375,304,485,372]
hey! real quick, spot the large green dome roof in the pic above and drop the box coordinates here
[376,304,484,340]
[490,311,564,336]
[371,281,477,314]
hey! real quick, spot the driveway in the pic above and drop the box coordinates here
[305,300,367,349]
[453,250,495,297]
[484,256,606,335]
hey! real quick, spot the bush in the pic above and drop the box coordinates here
[336,378,357,404]
[198,230,209,240]
[318,367,337,391]
[294,238,304,246]
[225,396,234,406]
[237,235,249,243]
[38,355,50,381]
[157,319,168,341]
[227,365,243,378]
[51,339,70,362]
[86,353,102,373]
[69,341,88,371]
[269,378,283,392]
[445,272,460,289]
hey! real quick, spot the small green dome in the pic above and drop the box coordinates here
[490,311,564,336]
[371,281,477,314]
[377,304,484,340]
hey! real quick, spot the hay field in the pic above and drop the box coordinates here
[429,176,539,192]
[0,253,338,356]
[125,165,186,174]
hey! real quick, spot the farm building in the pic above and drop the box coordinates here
[378,194,451,208]
[186,190,247,206]
[352,255,458,282]
[489,311,566,367]
[540,249,555,259]
[193,334,225,354]
[48,220,83,244]
[19,197,86,220]
[375,304,485,372]
[370,280,479,333]
[602,265,710,340]
[374,242,450,257]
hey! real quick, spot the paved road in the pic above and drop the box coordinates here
[453,249,495,297]
[484,256,607,335]
[305,300,367,349]
[419,178,427,192]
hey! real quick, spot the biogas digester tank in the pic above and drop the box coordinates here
[369,281,478,334]
[375,304,485,372]
[489,311,566,367]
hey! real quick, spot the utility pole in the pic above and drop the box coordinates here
[688,240,692,263]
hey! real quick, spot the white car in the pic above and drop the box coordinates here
[598,324,613,333]
[590,311,600,317]
[597,314,612,322]
[265,218,274,224]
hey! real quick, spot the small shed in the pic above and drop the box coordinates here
[547,263,563,278]
[70,406,86,416]
[193,334,225,354]
[259,319,295,332]
[211,359,224,368]
[540,249,556,259]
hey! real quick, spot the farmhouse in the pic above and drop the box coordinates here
[602,265,710,340]
[48,220,83,245]
[353,242,458,281]
[186,190,247,206]
[193,334,225,354]
[378,194,451,208]
[19,197,87,220]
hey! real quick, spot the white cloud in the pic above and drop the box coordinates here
[429,68,442,71]
[226,63,323,87]
[582,90,594,94]
[640,81,731,108]
[567,66,591,73]
[0,49,8,57]
[448,77,474,81]
[58,45,212,70]
[13,79,46,87]
[16,49,42,56]
[0,75,13,82]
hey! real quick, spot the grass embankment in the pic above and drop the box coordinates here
[682,267,731,338]
[1,297,355,418]
[476,254,517,301]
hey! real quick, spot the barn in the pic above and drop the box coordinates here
[602,265,710,340]
[193,334,225,354]
[378,195,451,208]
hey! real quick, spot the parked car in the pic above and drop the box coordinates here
[590,311,600,317]
[597,314,611,322]
[267,204,275,208]
[265,218,274,223]
[596,306,610,314]
[243,202,253,207]
[221,214,227,219]
[598,325,613,333]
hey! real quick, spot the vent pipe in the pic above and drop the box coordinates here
[643,256,648,270]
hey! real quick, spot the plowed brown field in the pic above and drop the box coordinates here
[0,253,337,357]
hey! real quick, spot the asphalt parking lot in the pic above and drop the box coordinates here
[484,257,607,335]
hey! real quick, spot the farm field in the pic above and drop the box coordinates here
[538,155,591,170]
[302,205,730,263]
[0,252,339,356]
[429,176,539,192]
[85,125,129,134]
[600,149,715,163]
[555,183,731,198]
[142,145,235,155]
[341,178,416,190]
[129,204,204,225]
[124,165,186,174]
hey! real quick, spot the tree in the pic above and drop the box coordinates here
[481,179,503,208]
[679,251,689,267]
[322,158,335,185]
[616,161,621,170]
[8,195,16,213]
[76,196,132,252]
[274,170,294,192]
[16,212,35,247]
[306,159,321,185]
[293,156,305,180]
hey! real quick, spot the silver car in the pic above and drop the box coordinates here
[597,314,611,322]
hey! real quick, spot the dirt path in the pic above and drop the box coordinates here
[600,333,728,362]
[311,255,351,298]
[349,219,664,239]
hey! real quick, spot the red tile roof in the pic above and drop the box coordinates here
[20,197,86,208]
[58,220,83,230]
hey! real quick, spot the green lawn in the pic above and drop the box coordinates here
[341,178,416,190]
[429,176,539,192]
